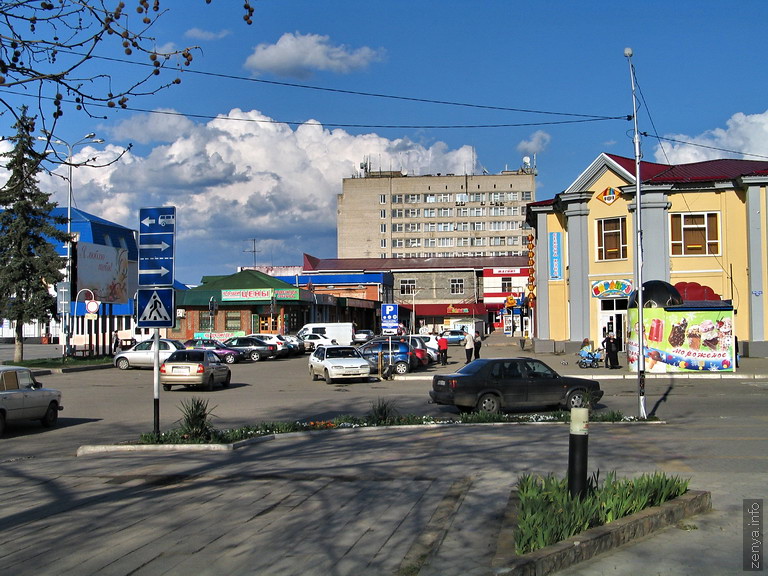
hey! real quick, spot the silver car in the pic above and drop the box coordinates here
[159,349,231,391]
[114,338,185,370]
[0,366,63,436]
[308,345,371,384]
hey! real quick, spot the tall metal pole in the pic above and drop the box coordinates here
[42,132,103,359]
[625,48,647,419]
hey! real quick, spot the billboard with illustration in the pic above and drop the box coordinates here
[627,306,735,372]
[76,242,137,304]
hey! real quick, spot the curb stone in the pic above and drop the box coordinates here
[491,490,712,575]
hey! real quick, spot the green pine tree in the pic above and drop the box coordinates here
[0,107,68,363]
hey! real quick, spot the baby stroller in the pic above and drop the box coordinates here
[577,348,604,369]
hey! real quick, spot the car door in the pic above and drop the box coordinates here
[488,360,527,405]
[206,351,228,382]
[523,359,563,405]
[309,346,326,375]
[1,370,24,420]
[131,341,154,367]
[17,369,49,418]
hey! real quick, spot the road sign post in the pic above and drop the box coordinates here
[138,206,177,437]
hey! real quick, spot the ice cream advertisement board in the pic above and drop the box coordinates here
[627,307,735,372]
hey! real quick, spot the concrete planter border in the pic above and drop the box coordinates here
[492,489,712,575]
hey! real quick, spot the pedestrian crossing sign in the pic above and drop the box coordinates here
[137,288,175,328]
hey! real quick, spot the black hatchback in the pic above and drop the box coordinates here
[429,357,603,414]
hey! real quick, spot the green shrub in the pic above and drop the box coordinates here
[515,470,689,554]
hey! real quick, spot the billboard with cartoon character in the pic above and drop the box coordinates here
[627,305,735,372]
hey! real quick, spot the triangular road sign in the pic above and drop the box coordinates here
[137,288,175,328]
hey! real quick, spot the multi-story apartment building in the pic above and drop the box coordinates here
[338,167,536,259]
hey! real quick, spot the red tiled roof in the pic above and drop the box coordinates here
[605,154,768,184]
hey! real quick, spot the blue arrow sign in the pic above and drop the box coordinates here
[139,207,176,287]
[137,288,175,328]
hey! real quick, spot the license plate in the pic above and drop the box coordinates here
[435,379,446,387]
[172,366,190,375]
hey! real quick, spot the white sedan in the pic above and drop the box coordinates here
[300,333,337,351]
[308,345,371,384]
[0,366,63,436]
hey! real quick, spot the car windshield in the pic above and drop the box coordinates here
[167,350,205,363]
[325,348,361,359]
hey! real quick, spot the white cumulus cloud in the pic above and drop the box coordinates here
[654,109,768,164]
[34,109,476,284]
[517,130,551,155]
[244,32,385,79]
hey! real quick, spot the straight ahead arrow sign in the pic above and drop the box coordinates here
[139,240,171,251]
[139,266,170,277]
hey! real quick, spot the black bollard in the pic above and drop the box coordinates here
[568,407,589,499]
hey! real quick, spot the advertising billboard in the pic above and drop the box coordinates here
[76,242,137,304]
[627,307,735,373]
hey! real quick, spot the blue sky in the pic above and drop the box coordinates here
[3,0,768,285]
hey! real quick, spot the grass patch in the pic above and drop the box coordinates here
[515,470,689,555]
[3,355,112,368]
[138,401,645,445]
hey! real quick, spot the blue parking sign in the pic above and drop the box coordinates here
[382,303,399,334]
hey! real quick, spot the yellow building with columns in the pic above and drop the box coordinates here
[526,153,768,357]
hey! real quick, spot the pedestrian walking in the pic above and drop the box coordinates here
[111,331,121,356]
[473,331,482,360]
[463,332,474,364]
[437,334,449,366]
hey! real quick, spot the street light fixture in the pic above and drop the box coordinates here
[38,132,104,359]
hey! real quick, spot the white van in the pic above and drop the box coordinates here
[297,323,355,346]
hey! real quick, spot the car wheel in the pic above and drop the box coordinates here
[567,389,586,409]
[477,393,501,414]
[324,369,334,384]
[310,366,319,381]
[116,357,130,370]
[205,376,214,392]
[162,384,172,392]
[250,350,262,362]
[41,402,59,428]
[222,371,231,388]
[224,354,236,364]
[394,361,409,374]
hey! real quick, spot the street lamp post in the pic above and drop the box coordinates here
[39,132,104,359]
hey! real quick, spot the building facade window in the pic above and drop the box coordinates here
[469,193,484,202]
[425,194,437,203]
[380,239,387,248]
[408,238,421,247]
[521,191,532,201]
[501,276,513,292]
[380,209,386,219]
[392,194,403,203]
[394,239,404,248]
[424,222,436,232]
[392,209,404,218]
[438,237,454,247]
[438,222,454,232]
[670,212,720,255]
[199,313,213,332]
[405,223,420,232]
[450,278,464,295]
[405,208,420,218]
[392,223,403,233]
[380,223,386,233]
[438,208,452,217]
[405,194,420,203]
[437,193,451,202]
[423,208,436,218]
[225,311,241,331]
[597,217,627,261]
[400,279,416,295]
[379,194,387,204]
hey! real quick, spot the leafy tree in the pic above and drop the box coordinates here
[0,106,69,362]
[0,1,255,129]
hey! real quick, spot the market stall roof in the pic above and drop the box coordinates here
[177,269,304,307]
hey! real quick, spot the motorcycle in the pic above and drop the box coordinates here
[577,348,604,369]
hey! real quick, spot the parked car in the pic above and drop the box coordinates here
[308,345,371,384]
[353,329,375,343]
[357,340,418,375]
[282,335,307,354]
[0,366,63,436]
[159,349,231,391]
[440,329,467,345]
[247,333,290,357]
[114,338,186,370]
[223,336,277,361]
[429,358,604,414]
[275,334,302,356]
[299,333,337,351]
[183,339,244,364]
[369,335,430,366]
[415,334,440,363]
